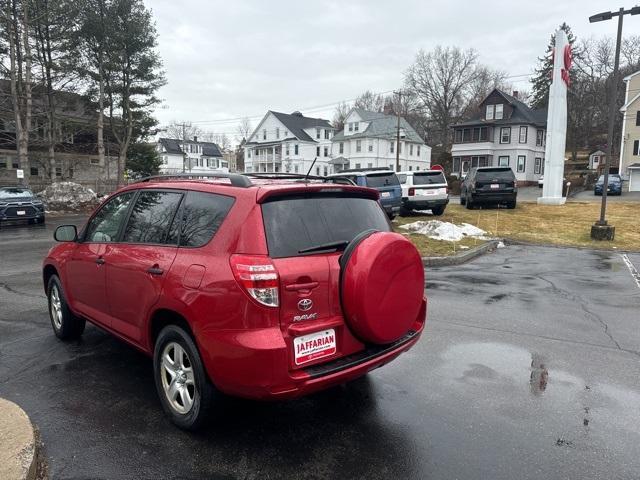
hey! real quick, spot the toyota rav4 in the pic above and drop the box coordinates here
[43,173,426,430]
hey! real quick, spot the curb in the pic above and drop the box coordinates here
[422,239,503,267]
[0,398,38,480]
[503,238,640,254]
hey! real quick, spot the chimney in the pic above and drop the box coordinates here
[512,91,519,99]
[193,136,198,142]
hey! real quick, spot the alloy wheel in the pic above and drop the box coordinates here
[160,341,196,415]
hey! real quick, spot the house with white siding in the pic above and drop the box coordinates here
[331,108,431,172]
[157,137,227,174]
[451,89,547,183]
[619,69,640,191]
[243,111,335,176]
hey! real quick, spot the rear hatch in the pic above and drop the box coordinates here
[364,172,401,206]
[474,168,516,193]
[261,192,391,369]
[408,171,448,199]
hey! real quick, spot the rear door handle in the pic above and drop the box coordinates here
[285,281,319,292]
[147,266,164,276]
[95,257,105,265]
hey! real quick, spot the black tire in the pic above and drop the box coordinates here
[459,190,466,205]
[47,275,85,340]
[465,194,474,209]
[387,213,396,221]
[153,325,216,431]
[507,200,517,209]
[399,205,411,217]
[431,206,445,216]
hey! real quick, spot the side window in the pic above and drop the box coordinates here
[122,191,183,244]
[84,192,135,243]
[178,191,235,247]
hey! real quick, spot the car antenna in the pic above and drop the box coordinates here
[305,157,318,182]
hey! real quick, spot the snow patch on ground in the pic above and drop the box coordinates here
[38,182,99,211]
[400,220,490,242]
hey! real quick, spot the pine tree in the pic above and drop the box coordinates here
[530,23,576,110]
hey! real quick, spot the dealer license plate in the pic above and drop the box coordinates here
[16,210,26,215]
[490,184,500,189]
[381,191,391,198]
[293,329,336,365]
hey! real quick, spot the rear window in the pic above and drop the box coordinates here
[413,172,446,185]
[364,172,400,188]
[476,168,515,182]
[262,195,390,258]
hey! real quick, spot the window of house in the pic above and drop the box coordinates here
[0,158,7,169]
[462,129,471,142]
[495,104,504,120]
[367,163,373,168]
[324,146,329,157]
[536,130,544,146]
[317,146,321,156]
[355,163,361,169]
[534,157,542,174]
[500,127,511,144]
[517,155,526,173]
[316,167,320,175]
[284,130,288,137]
[498,156,509,166]
[263,129,267,140]
[634,139,639,155]
[294,164,299,173]
[455,129,463,143]
[480,127,488,141]
[12,159,19,169]
[453,157,461,172]
[276,128,280,139]
[348,123,353,132]
[324,130,330,139]
[519,126,528,143]
[636,111,640,126]
[368,142,373,152]
[390,142,394,153]
[356,140,362,152]
[409,144,414,155]
[316,128,320,139]
[339,142,344,154]
[472,127,488,142]
[417,146,421,156]
[470,156,488,168]
[90,158,100,165]
[486,105,494,120]
[30,167,38,176]
[354,122,359,132]
[324,166,328,176]
[294,144,299,155]
[285,145,290,155]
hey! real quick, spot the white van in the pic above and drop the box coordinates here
[397,170,449,216]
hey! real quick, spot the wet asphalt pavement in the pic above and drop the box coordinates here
[1,215,640,480]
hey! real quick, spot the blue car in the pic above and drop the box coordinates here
[329,169,402,219]
[594,174,623,196]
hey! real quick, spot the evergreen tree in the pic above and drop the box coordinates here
[530,23,577,109]
[126,142,161,178]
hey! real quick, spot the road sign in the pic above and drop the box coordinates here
[16,169,24,179]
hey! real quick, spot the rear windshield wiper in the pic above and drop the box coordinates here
[298,240,349,254]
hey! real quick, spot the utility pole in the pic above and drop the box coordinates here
[394,90,402,172]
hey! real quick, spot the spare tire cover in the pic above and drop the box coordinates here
[341,231,424,344]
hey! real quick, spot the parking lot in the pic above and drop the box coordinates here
[1,215,639,479]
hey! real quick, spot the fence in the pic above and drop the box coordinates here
[20,179,122,196]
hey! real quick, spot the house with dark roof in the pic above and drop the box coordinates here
[451,89,547,183]
[243,110,335,176]
[157,137,225,174]
[331,108,431,172]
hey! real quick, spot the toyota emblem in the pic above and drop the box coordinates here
[297,298,313,311]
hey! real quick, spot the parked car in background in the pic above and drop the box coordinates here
[328,168,402,219]
[0,186,45,226]
[460,167,518,209]
[43,172,426,430]
[397,170,449,216]
[594,174,623,196]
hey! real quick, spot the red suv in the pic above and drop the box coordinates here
[43,173,426,430]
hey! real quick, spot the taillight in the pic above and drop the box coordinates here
[408,187,415,196]
[514,180,518,188]
[230,255,279,307]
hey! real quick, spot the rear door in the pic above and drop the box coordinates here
[364,172,401,206]
[410,171,448,199]
[105,190,183,343]
[261,194,391,369]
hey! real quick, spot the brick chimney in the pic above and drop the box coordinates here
[512,91,519,99]
[193,136,198,142]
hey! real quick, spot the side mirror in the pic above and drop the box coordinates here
[54,225,77,242]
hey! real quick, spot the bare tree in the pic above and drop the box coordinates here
[201,132,230,151]
[163,121,202,141]
[332,101,350,131]
[354,90,384,112]
[404,46,480,149]
[235,116,252,142]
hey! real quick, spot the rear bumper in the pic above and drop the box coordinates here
[403,197,449,209]
[470,192,516,203]
[381,198,402,215]
[198,300,426,400]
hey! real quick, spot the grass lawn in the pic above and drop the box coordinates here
[394,202,640,257]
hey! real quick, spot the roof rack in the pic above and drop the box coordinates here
[135,172,253,188]
[245,172,356,185]
[339,167,392,173]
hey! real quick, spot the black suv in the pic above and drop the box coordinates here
[0,187,46,225]
[460,167,517,209]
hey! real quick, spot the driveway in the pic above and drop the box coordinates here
[1,216,640,479]
[570,189,640,202]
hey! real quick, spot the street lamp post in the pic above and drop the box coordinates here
[589,6,640,241]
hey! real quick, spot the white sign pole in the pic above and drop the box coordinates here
[538,29,569,206]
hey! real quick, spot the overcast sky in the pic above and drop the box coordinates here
[145,0,623,140]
